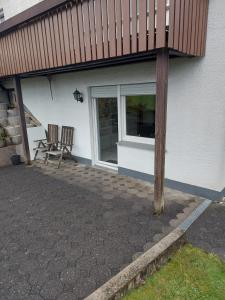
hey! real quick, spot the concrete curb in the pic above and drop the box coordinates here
[85,199,212,300]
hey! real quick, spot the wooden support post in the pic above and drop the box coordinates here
[154,48,169,215]
[14,76,31,165]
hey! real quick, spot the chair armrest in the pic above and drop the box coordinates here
[34,138,47,143]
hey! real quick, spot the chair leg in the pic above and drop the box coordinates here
[58,152,63,169]
[44,153,49,165]
[34,150,38,161]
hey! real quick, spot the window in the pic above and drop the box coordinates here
[0,8,4,23]
[90,83,156,147]
[122,94,156,144]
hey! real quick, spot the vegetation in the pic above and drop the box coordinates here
[0,126,6,142]
[123,244,225,300]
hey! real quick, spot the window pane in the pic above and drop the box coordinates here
[126,95,155,139]
[97,98,118,164]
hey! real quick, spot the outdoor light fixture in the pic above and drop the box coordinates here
[73,89,84,103]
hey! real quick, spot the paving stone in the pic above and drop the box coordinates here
[57,293,76,300]
[24,295,43,300]
[72,278,96,299]
[7,280,31,299]
[40,280,63,300]
[60,267,78,284]
[187,202,225,261]
[0,164,199,299]
[47,257,68,273]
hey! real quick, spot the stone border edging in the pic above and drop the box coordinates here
[85,199,212,300]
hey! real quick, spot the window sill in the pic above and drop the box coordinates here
[117,141,155,151]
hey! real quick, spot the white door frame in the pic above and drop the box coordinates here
[91,97,119,170]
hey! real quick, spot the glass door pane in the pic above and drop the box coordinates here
[96,98,118,164]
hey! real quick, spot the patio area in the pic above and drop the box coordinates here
[0,160,202,300]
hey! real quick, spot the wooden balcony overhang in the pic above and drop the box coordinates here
[0,0,209,79]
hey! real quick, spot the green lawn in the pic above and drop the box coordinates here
[123,244,225,300]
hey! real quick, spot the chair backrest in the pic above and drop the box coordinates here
[47,124,59,144]
[60,126,74,150]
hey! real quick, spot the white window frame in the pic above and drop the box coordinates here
[89,83,156,170]
[120,95,155,145]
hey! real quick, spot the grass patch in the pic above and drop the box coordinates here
[123,244,225,300]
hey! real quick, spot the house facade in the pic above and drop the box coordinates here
[0,0,224,203]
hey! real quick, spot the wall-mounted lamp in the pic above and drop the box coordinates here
[73,89,84,103]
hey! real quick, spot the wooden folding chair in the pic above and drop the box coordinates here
[33,124,59,160]
[44,126,74,168]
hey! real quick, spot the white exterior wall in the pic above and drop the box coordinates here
[19,0,225,193]
[0,0,42,20]
[21,63,156,161]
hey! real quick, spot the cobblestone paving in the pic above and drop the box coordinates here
[187,200,225,261]
[0,161,200,300]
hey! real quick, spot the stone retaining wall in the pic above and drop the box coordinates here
[0,145,17,167]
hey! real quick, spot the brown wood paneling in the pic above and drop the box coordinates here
[71,4,81,63]
[37,19,46,69]
[89,0,97,60]
[148,0,155,50]
[41,18,50,69]
[131,0,137,53]
[29,24,38,71]
[82,1,92,61]
[13,31,22,73]
[122,0,131,55]
[201,0,209,56]
[58,9,66,65]
[182,0,190,53]
[194,0,200,56]
[173,0,180,50]
[0,43,3,75]
[66,5,75,64]
[17,29,26,73]
[28,24,36,70]
[49,15,58,67]
[187,0,193,53]
[8,34,14,74]
[196,0,204,56]
[21,27,30,72]
[53,13,63,66]
[3,36,10,74]
[0,0,209,78]
[0,39,5,75]
[2,37,8,74]
[168,0,174,48]
[190,0,197,55]
[9,33,16,74]
[77,3,85,62]
[178,0,185,52]
[5,35,12,74]
[115,0,122,56]
[7,34,14,74]
[4,36,10,74]
[62,7,71,65]
[139,0,147,52]
[108,0,116,57]
[101,0,109,58]
[45,16,54,68]
[156,0,166,48]
[95,0,103,59]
